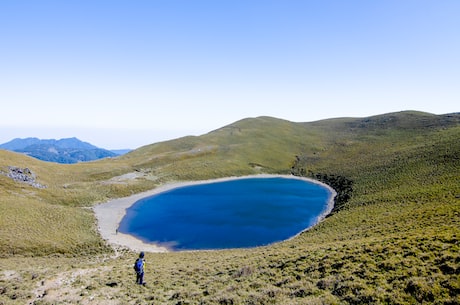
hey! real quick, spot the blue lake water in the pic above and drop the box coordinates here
[118,177,333,251]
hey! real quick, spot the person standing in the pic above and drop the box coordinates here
[134,251,145,285]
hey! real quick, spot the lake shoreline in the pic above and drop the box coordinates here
[93,174,337,253]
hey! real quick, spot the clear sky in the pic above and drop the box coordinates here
[1,1,459,149]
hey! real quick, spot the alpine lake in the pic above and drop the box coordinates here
[119,176,334,251]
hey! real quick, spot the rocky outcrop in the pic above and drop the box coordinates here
[4,166,46,188]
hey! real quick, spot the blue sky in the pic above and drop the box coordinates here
[1,1,459,149]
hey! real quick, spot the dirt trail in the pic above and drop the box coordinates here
[28,266,111,305]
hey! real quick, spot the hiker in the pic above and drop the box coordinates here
[134,251,145,285]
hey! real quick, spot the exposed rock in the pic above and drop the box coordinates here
[4,166,46,188]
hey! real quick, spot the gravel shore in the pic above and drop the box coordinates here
[93,175,336,252]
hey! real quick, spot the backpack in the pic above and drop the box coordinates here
[134,258,143,273]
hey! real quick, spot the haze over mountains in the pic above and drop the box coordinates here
[0,137,130,164]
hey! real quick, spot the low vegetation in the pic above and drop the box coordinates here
[0,111,459,304]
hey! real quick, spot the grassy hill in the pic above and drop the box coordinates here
[0,111,459,304]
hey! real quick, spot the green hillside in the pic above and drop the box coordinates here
[0,111,459,304]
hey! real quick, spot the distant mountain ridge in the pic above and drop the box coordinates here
[0,137,96,150]
[0,137,124,164]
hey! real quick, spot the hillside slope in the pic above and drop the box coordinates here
[0,111,459,304]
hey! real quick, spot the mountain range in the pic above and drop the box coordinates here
[0,137,129,164]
